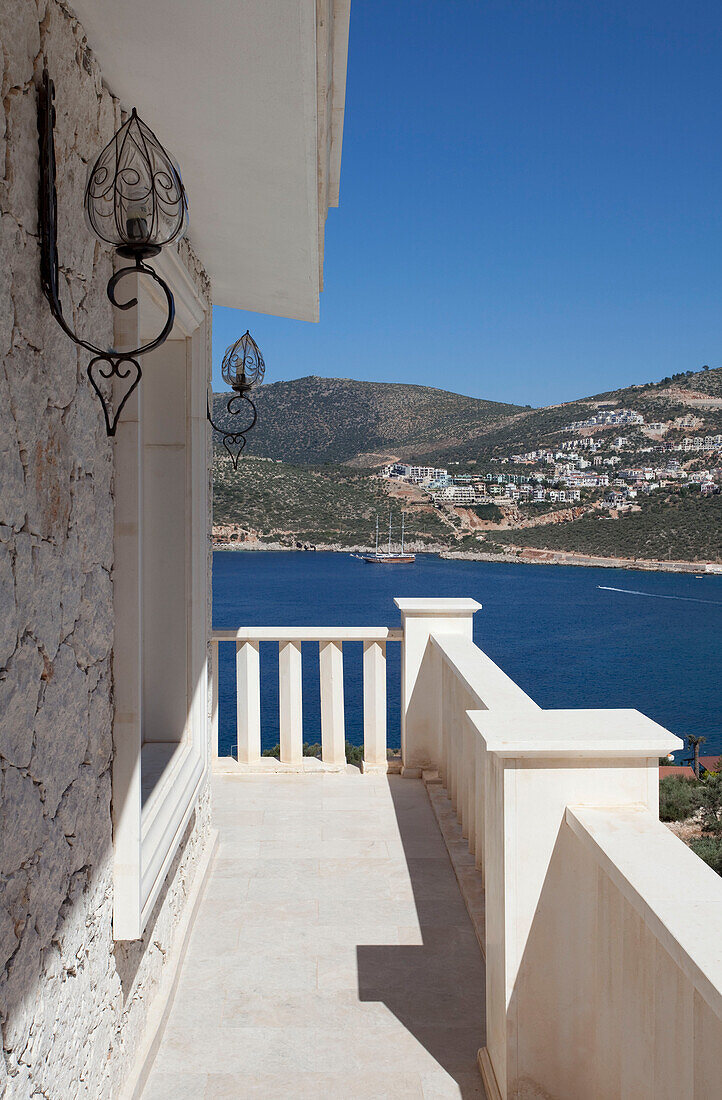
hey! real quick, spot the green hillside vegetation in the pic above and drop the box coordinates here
[413,401,593,464]
[212,365,722,563]
[416,366,722,464]
[596,365,722,399]
[212,365,722,468]
[213,455,456,547]
[491,493,722,562]
[212,376,522,465]
[470,502,503,522]
[659,772,722,877]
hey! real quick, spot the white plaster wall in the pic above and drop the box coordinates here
[0,3,211,1095]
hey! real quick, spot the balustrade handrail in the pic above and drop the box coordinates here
[210,623,400,770]
[566,804,722,1020]
[429,631,539,714]
[211,626,403,643]
[397,598,722,1099]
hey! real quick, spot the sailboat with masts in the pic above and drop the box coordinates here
[361,510,415,564]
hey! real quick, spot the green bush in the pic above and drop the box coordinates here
[261,742,323,759]
[472,503,503,522]
[698,775,722,836]
[659,776,701,822]
[261,741,364,766]
[688,836,722,875]
[345,741,364,767]
[491,492,722,562]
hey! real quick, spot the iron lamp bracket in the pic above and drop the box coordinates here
[37,68,176,436]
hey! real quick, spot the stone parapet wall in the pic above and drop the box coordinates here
[0,2,211,1095]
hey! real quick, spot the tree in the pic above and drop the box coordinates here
[687,733,707,779]
[703,365,710,371]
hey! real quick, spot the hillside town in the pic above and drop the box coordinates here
[381,405,722,510]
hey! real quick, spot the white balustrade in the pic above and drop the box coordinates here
[397,597,722,1100]
[210,600,722,1094]
[210,626,401,768]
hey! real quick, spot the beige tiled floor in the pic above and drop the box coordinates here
[142,773,486,1099]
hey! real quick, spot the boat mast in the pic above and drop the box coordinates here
[375,515,379,554]
[388,509,392,555]
[401,512,405,553]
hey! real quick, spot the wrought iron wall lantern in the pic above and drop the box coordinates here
[207,331,265,468]
[37,68,188,435]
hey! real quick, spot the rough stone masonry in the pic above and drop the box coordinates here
[0,2,210,1095]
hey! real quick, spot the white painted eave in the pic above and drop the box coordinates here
[71,0,351,321]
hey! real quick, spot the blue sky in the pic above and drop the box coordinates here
[213,0,722,407]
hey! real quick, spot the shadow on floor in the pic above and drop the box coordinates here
[356,776,486,1097]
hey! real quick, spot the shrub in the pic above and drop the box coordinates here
[659,776,701,822]
[262,741,363,765]
[260,742,323,759]
[472,503,503,522]
[698,775,722,836]
[688,836,722,876]
[345,741,364,767]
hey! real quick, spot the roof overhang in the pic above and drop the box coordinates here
[71,0,351,321]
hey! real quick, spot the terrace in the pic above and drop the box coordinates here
[5,4,722,1095]
[140,599,722,1098]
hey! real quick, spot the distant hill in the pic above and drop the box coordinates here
[212,456,457,549]
[492,493,722,563]
[412,366,722,465]
[211,366,722,467]
[211,376,523,465]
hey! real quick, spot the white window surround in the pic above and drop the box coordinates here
[112,248,210,941]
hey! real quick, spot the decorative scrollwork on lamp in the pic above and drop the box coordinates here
[207,331,265,469]
[37,68,188,435]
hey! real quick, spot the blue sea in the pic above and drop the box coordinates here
[213,551,722,761]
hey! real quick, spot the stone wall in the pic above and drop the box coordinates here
[0,2,211,1096]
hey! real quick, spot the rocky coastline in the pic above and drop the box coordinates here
[212,527,719,574]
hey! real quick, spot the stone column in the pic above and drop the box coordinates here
[394,598,481,775]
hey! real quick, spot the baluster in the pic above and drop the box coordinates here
[442,664,451,790]
[363,639,387,771]
[320,640,345,765]
[462,706,472,842]
[211,639,219,758]
[474,735,484,877]
[279,640,303,764]
[236,640,261,764]
[449,681,459,811]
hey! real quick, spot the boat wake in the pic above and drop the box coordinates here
[597,585,722,606]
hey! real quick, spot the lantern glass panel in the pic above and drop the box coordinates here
[221,332,265,392]
[84,109,187,256]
